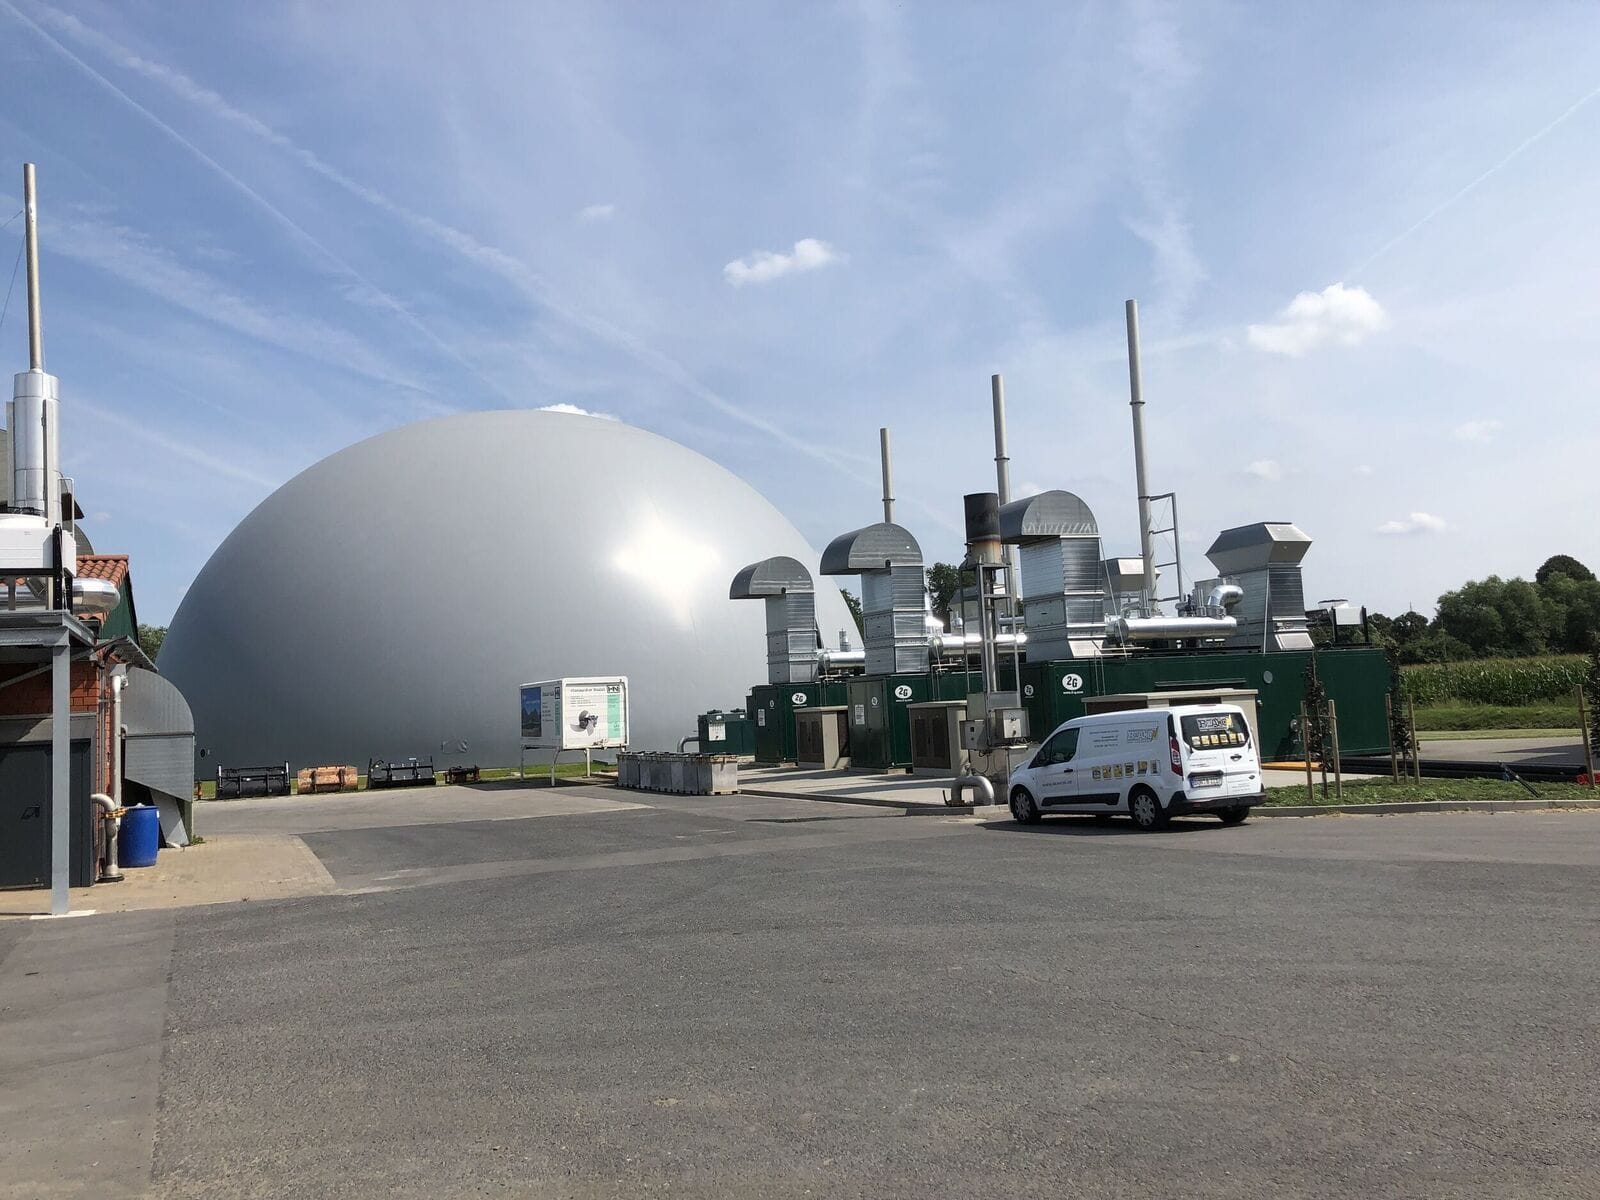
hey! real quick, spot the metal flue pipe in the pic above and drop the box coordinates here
[879,426,894,523]
[24,162,41,371]
[991,373,1024,688]
[1124,299,1156,609]
[991,375,1010,505]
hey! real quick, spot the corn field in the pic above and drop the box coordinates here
[1400,655,1588,706]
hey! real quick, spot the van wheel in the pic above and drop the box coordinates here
[1218,806,1249,826]
[1128,787,1167,831]
[1010,786,1041,825]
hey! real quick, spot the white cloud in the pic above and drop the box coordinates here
[1377,512,1448,535]
[1244,458,1283,482]
[723,238,844,287]
[578,203,616,222]
[1353,464,1375,476]
[1452,419,1503,443]
[1247,283,1387,356]
[538,403,617,421]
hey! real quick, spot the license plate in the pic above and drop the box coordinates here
[1189,771,1223,788]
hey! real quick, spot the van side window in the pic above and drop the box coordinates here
[1036,727,1080,766]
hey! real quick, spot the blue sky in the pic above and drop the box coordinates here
[2,0,1598,623]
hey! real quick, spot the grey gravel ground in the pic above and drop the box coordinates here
[7,790,1600,1198]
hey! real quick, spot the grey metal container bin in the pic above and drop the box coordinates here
[705,755,738,795]
[613,752,738,796]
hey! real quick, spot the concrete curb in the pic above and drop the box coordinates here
[738,786,1006,817]
[1254,797,1600,818]
[738,785,1600,821]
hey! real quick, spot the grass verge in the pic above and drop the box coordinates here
[1418,728,1577,741]
[1260,777,1597,807]
[1413,703,1581,732]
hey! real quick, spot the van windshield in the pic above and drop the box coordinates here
[1180,711,1250,749]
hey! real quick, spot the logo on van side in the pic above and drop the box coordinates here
[1062,673,1084,693]
[1126,728,1157,743]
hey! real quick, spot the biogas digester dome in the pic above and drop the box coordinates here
[161,410,852,770]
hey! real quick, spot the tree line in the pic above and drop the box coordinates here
[1368,554,1600,663]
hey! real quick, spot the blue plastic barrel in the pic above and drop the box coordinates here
[119,805,160,868]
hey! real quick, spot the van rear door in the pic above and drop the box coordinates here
[1178,710,1257,799]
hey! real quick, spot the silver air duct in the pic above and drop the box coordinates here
[819,522,927,676]
[998,490,1106,660]
[1205,522,1315,651]
[730,555,819,684]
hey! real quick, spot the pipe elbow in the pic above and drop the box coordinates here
[1208,582,1244,613]
[949,775,995,807]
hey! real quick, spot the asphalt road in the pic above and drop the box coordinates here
[7,789,1600,1198]
[1423,736,1586,768]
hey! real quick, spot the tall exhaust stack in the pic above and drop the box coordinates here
[1124,299,1156,610]
[879,426,894,524]
[11,162,61,526]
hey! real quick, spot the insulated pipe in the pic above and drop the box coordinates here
[92,793,122,882]
[1207,582,1244,614]
[817,647,866,673]
[950,774,995,807]
[1125,300,1156,608]
[678,736,700,752]
[879,427,894,524]
[111,666,127,808]
[1106,614,1238,643]
[927,631,1027,661]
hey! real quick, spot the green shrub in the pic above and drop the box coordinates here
[1401,655,1588,706]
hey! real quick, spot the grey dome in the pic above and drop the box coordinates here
[161,410,853,770]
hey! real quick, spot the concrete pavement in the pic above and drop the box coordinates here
[4,783,1598,1197]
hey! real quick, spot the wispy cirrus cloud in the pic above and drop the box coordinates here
[1247,283,1387,356]
[53,215,431,393]
[4,0,508,404]
[723,238,845,287]
[22,8,870,482]
[578,203,616,222]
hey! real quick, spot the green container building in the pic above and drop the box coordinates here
[696,709,755,756]
[846,663,1022,770]
[747,681,851,764]
[1020,646,1391,761]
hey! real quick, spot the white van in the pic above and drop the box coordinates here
[1007,704,1262,830]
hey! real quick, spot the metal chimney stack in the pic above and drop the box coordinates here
[1124,300,1156,611]
[879,427,894,524]
[10,163,62,526]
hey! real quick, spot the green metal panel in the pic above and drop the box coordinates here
[747,683,849,763]
[845,674,934,769]
[98,578,138,645]
[1020,648,1391,761]
[698,709,755,756]
[845,677,886,768]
